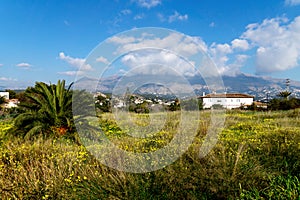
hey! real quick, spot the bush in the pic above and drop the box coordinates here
[269,98,300,110]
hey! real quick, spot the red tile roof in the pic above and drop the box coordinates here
[201,93,254,98]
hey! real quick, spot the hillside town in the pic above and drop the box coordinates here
[93,91,274,113]
[1,84,299,115]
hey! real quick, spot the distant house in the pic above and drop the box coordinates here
[4,99,19,108]
[93,92,107,99]
[201,93,254,109]
[253,101,267,109]
[113,100,126,108]
[0,92,9,100]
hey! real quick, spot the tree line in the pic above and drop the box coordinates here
[2,80,300,141]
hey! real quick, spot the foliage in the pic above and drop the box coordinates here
[244,102,267,111]
[129,101,150,113]
[0,118,13,145]
[269,98,300,110]
[240,175,300,199]
[212,103,225,109]
[0,96,6,105]
[95,94,111,113]
[277,90,292,100]
[5,89,17,99]
[10,80,75,140]
[181,98,203,111]
[167,98,180,111]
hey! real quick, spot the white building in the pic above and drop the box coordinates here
[0,92,9,100]
[113,100,126,108]
[201,93,254,109]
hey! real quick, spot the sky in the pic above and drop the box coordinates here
[1,0,300,89]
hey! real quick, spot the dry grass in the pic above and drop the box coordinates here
[0,109,299,199]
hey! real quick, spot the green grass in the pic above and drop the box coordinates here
[0,110,300,199]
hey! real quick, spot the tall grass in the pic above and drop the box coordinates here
[0,110,299,199]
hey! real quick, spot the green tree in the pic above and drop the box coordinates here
[5,89,17,99]
[277,91,292,100]
[212,104,224,110]
[12,80,75,140]
[269,97,300,110]
[181,98,203,111]
[168,98,180,111]
[289,98,300,108]
[95,94,111,113]
[0,96,6,105]
[0,96,6,114]
[134,101,150,113]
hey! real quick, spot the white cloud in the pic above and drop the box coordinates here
[59,52,92,71]
[0,77,10,81]
[121,50,197,76]
[64,20,70,26]
[58,71,85,76]
[209,43,233,75]
[242,17,289,46]
[108,32,207,57]
[107,30,252,77]
[133,0,161,8]
[229,54,249,74]
[285,0,300,6]
[0,77,17,81]
[235,54,249,63]
[109,9,133,28]
[16,62,31,68]
[210,43,232,54]
[96,56,109,64]
[168,11,188,23]
[208,41,252,76]
[107,32,210,76]
[108,36,136,44]
[157,13,165,22]
[0,64,3,67]
[242,16,300,74]
[121,9,131,15]
[134,13,145,20]
[209,22,215,27]
[231,39,249,51]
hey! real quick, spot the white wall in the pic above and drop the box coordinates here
[203,97,253,109]
[0,92,9,100]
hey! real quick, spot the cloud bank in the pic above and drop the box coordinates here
[58,52,92,76]
[285,0,300,6]
[16,62,31,69]
[242,16,300,74]
[133,0,161,9]
[59,15,300,78]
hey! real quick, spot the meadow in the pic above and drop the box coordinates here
[0,109,300,199]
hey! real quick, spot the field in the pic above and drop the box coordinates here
[0,110,300,199]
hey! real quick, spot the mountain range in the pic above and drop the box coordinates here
[75,73,300,101]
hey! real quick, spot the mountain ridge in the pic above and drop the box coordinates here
[74,73,300,101]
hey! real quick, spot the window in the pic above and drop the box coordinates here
[236,99,240,102]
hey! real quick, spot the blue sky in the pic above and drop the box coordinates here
[1,0,300,89]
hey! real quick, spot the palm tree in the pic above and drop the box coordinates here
[277,91,292,100]
[13,80,74,139]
